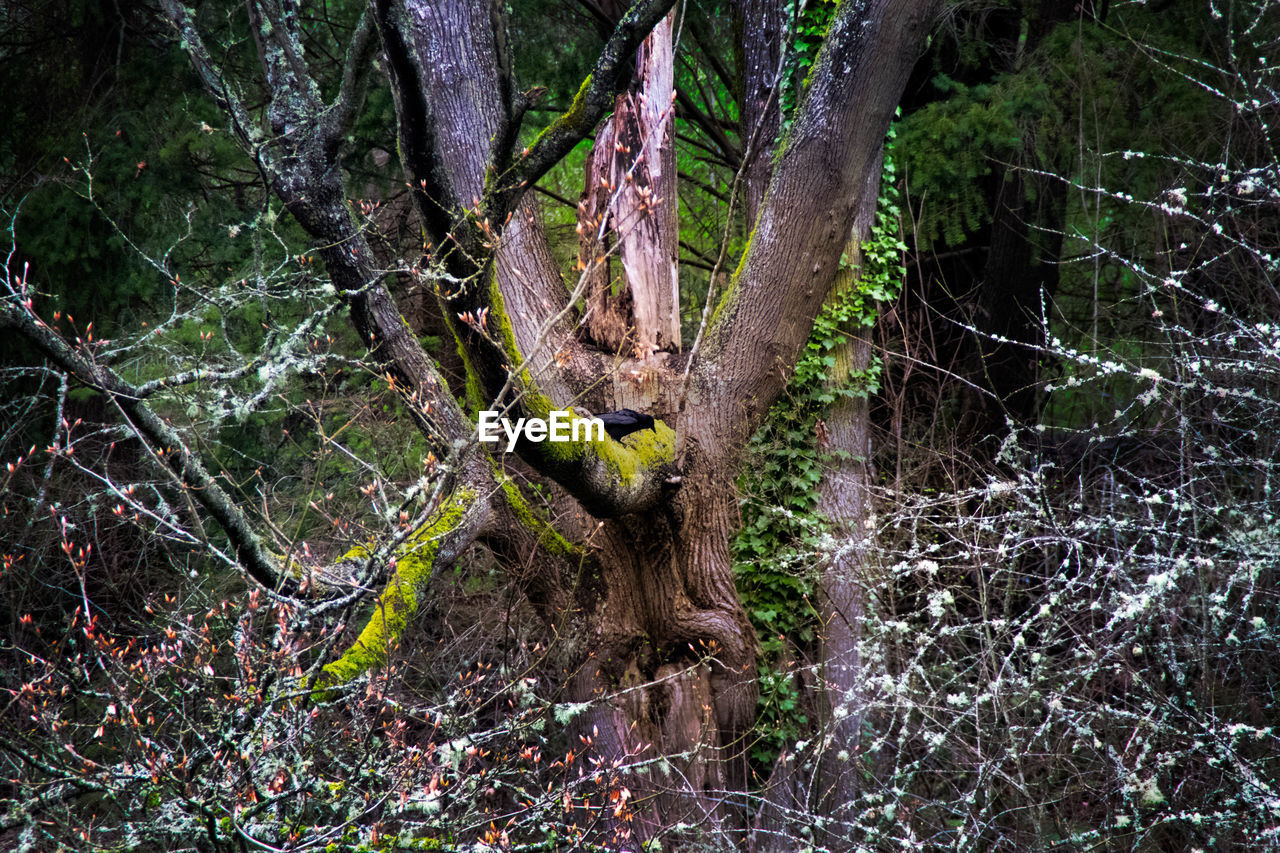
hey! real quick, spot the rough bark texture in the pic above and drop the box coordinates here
[399,0,575,398]
[579,120,631,353]
[736,0,784,226]
[392,0,939,837]
[159,0,597,694]
[610,11,682,355]
[153,0,942,842]
[812,166,882,793]
[380,0,682,515]
[810,331,876,830]
[695,0,938,441]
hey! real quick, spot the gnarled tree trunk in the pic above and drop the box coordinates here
[388,0,941,841]
[151,0,942,845]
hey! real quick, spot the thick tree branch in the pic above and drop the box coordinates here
[385,0,580,396]
[249,0,315,102]
[168,0,676,517]
[313,487,493,691]
[328,6,378,138]
[370,0,681,515]
[693,0,941,443]
[485,0,517,176]
[372,0,459,252]
[734,0,785,224]
[165,1,479,457]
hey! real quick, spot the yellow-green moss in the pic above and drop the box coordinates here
[530,74,593,150]
[453,337,487,416]
[479,273,569,428]
[596,419,676,487]
[512,410,675,477]
[530,409,593,464]
[708,225,757,332]
[313,491,475,693]
[497,475,577,557]
[486,274,538,383]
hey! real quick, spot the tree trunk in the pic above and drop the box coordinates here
[560,2,939,839]
[403,0,576,397]
[736,0,784,226]
[751,168,881,849]
[570,477,757,843]
[161,0,942,845]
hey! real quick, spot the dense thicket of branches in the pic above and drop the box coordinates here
[2,0,1278,850]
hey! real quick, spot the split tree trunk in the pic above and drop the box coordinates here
[557,1,940,841]
[579,11,682,357]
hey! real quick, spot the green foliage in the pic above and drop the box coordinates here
[894,0,1223,255]
[779,0,839,127]
[894,74,1044,247]
[7,41,259,336]
[793,145,907,404]
[735,144,905,770]
[509,0,601,113]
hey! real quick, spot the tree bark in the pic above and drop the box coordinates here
[812,168,882,819]
[736,0,784,226]
[612,11,682,355]
[389,0,940,838]
[750,167,881,850]
[158,0,942,843]
[397,0,576,398]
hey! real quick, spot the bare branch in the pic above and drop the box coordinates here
[0,298,286,596]
[158,0,263,151]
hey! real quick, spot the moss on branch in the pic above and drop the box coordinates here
[497,475,577,558]
[596,420,676,486]
[313,490,476,693]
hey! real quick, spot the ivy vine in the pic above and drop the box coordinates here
[733,133,906,773]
